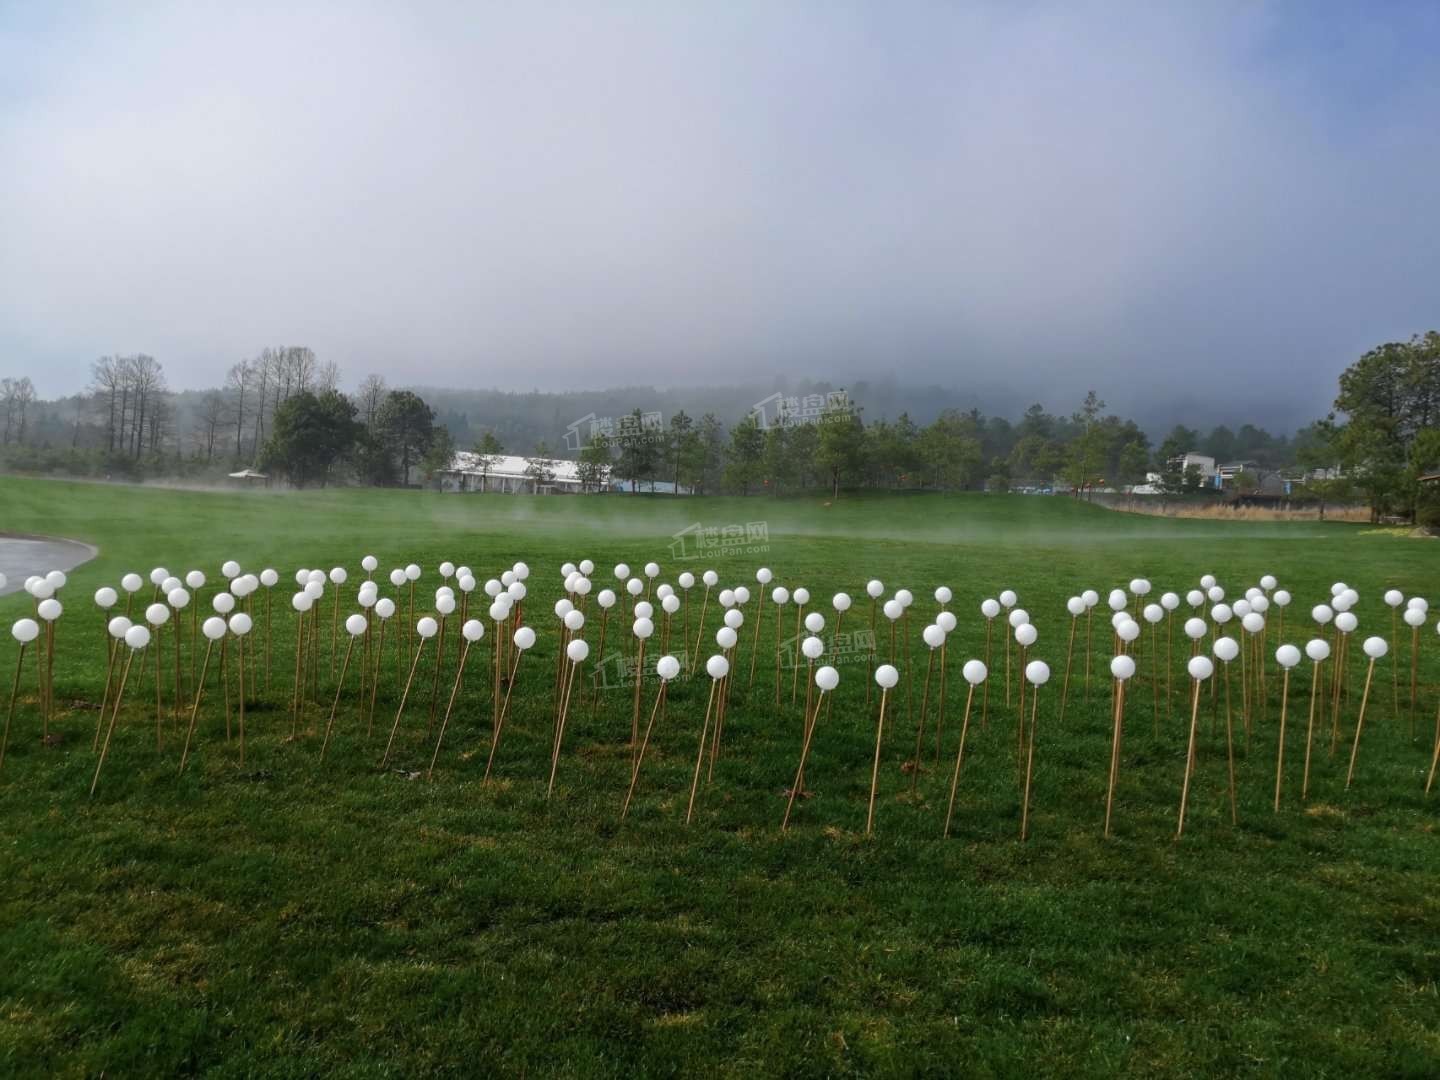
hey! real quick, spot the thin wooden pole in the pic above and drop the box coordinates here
[942,683,976,839]
[747,591,765,689]
[319,636,357,763]
[910,649,935,793]
[622,681,669,821]
[1344,658,1378,790]
[685,679,719,824]
[96,635,118,751]
[178,640,214,776]
[782,690,822,832]
[236,635,246,766]
[290,613,304,738]
[982,619,993,728]
[0,644,28,770]
[1411,625,1420,725]
[790,604,804,705]
[1425,702,1440,793]
[692,584,711,671]
[547,661,580,797]
[866,688,889,836]
[631,640,647,755]
[380,639,427,768]
[933,637,948,763]
[483,646,525,783]
[91,650,136,797]
[1176,677,1203,840]
[1273,667,1291,812]
[1302,659,1322,800]
[221,636,232,740]
[591,610,609,708]
[866,598,877,707]
[426,639,473,779]
[1020,683,1040,841]
[1059,617,1077,724]
[773,604,784,707]
[1084,607,1094,705]
[1104,678,1126,838]
[367,619,387,738]
[427,615,447,734]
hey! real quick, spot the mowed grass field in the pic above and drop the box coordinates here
[1,474,1438,1077]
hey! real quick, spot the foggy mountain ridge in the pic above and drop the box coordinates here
[401,375,1325,451]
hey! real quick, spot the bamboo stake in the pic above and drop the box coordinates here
[692,583,711,671]
[544,656,578,800]
[910,648,935,793]
[426,636,474,779]
[96,634,118,751]
[746,590,765,689]
[380,638,427,768]
[591,608,609,708]
[866,687,890,836]
[686,678,719,824]
[91,648,137,797]
[1302,657,1323,800]
[933,634,948,763]
[790,603,804,706]
[1425,703,1440,793]
[773,603,784,707]
[427,614,448,735]
[1,644,28,771]
[631,639,647,755]
[1410,624,1420,727]
[368,618,388,739]
[152,628,163,751]
[982,618,993,729]
[1344,655,1379,790]
[319,635,357,763]
[866,597,878,707]
[1104,677,1126,838]
[1020,681,1040,842]
[236,633,246,766]
[178,639,214,776]
[1175,675,1204,840]
[547,659,581,797]
[1059,615,1077,724]
[483,644,526,784]
[1084,606,1094,706]
[782,690,823,832]
[622,680,669,821]
[942,683,977,839]
[1273,665,1292,812]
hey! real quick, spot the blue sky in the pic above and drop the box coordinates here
[1,2,1437,431]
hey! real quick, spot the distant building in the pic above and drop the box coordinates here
[438,451,599,494]
[1167,451,1216,478]
[1216,460,1259,482]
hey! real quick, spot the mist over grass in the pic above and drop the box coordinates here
[0,475,1436,1074]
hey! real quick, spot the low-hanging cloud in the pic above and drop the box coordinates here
[2,1,1437,431]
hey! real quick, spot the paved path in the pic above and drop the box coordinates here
[0,534,97,596]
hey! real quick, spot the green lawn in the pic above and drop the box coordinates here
[1,474,1438,1077]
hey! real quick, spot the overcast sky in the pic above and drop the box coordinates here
[2,1,1437,426]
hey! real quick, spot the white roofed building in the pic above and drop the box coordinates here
[437,450,604,494]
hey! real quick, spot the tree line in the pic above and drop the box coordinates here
[1298,332,1440,524]
[4,334,1435,516]
[0,350,449,488]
